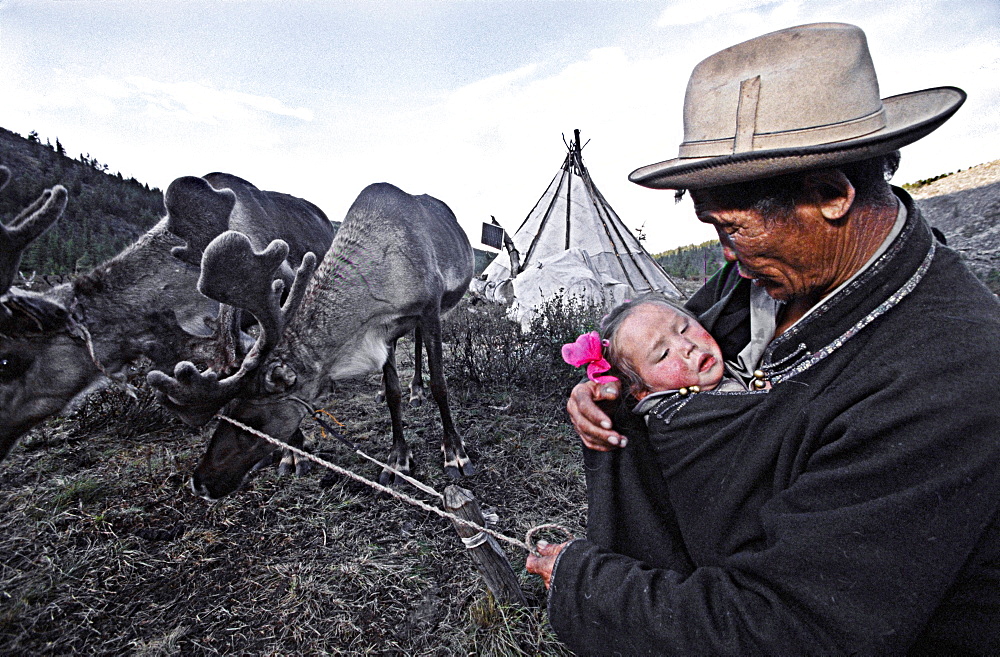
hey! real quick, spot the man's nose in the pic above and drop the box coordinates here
[716,231,738,262]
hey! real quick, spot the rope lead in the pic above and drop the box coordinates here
[215,413,574,556]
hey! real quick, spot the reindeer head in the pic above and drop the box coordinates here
[147,229,317,497]
[0,291,102,460]
[0,166,73,458]
[190,396,308,499]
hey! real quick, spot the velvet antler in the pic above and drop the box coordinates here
[147,230,317,425]
[0,166,68,297]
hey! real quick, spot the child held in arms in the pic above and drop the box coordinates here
[562,294,746,419]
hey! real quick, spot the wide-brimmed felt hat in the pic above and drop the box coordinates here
[629,22,965,190]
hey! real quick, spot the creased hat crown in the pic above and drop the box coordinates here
[630,22,965,189]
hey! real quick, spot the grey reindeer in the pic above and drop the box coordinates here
[0,170,334,463]
[148,182,476,499]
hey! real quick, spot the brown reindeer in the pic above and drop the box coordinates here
[0,170,334,464]
[148,182,475,499]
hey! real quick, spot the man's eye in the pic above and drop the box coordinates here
[659,349,670,361]
[0,354,31,382]
[681,322,689,333]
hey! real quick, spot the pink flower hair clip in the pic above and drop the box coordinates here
[561,331,619,383]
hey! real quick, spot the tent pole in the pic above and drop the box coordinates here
[564,149,573,250]
[522,156,569,269]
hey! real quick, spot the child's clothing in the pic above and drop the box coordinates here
[632,375,745,416]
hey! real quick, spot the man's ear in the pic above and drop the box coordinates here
[804,169,856,222]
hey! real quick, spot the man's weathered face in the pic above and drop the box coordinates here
[691,187,841,304]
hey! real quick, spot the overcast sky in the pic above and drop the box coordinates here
[1,0,998,252]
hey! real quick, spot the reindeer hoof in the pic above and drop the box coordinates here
[444,461,476,479]
[276,449,311,477]
[378,460,416,488]
[408,395,423,408]
[251,451,278,473]
[444,450,475,479]
[378,468,397,487]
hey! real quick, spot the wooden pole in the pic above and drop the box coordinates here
[444,485,528,608]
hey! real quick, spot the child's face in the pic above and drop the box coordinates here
[615,303,725,399]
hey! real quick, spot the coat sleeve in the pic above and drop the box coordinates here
[547,345,1000,655]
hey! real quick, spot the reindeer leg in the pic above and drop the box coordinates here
[277,428,311,477]
[378,340,415,486]
[409,325,425,407]
[421,313,474,478]
[375,338,390,406]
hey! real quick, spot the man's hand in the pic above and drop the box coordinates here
[526,541,569,589]
[567,379,626,451]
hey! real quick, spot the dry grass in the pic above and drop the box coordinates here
[1,299,597,655]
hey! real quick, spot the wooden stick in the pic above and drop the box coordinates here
[444,485,528,608]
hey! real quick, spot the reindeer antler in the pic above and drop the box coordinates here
[147,231,317,426]
[0,167,68,297]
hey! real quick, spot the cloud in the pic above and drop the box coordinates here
[8,71,313,127]
[121,76,314,125]
[306,45,715,252]
[656,0,790,27]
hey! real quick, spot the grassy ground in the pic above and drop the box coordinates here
[0,299,600,655]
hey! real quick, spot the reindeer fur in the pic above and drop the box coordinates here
[180,183,475,499]
[0,173,333,462]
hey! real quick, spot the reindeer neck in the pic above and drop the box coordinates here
[277,220,403,399]
[70,220,219,372]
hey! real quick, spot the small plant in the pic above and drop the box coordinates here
[51,476,106,509]
[442,292,605,393]
[67,363,180,440]
[465,592,572,656]
[901,170,960,192]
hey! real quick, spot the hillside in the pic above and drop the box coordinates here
[653,240,725,281]
[1,127,496,279]
[0,127,164,275]
[907,160,1000,291]
[5,124,994,291]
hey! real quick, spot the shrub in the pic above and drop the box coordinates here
[442,292,605,393]
[67,362,180,440]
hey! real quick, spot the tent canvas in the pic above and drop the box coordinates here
[472,130,682,323]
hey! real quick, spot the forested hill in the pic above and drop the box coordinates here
[0,127,165,275]
[1,127,494,279]
[652,240,726,282]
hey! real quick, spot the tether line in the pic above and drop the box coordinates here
[215,413,573,556]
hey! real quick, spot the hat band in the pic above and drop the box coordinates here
[677,105,887,158]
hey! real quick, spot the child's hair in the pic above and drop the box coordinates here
[599,293,697,397]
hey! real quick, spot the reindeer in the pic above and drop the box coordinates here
[148,182,476,499]
[0,170,334,463]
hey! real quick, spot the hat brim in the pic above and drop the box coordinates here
[628,86,966,190]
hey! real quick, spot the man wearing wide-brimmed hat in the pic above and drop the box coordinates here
[527,23,1000,654]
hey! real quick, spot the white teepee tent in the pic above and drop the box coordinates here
[472,131,683,324]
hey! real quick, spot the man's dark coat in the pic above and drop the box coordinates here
[547,191,1000,655]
